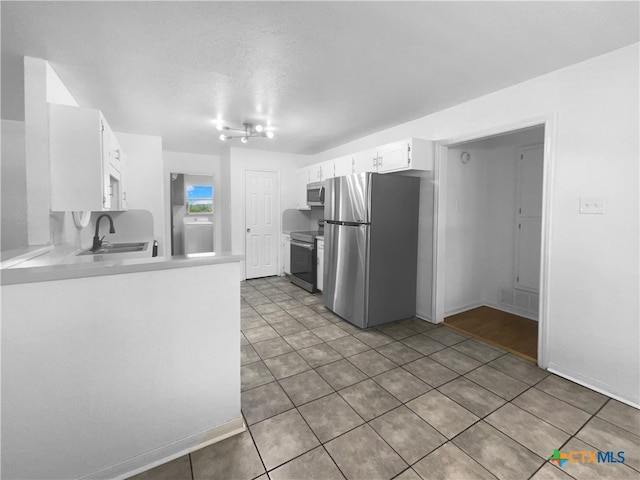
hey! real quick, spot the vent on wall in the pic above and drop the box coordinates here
[500,287,538,316]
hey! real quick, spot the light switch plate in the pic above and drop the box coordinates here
[579,197,605,214]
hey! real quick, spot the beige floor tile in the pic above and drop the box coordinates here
[191,430,265,480]
[325,424,407,480]
[485,403,570,457]
[250,410,320,471]
[369,406,446,464]
[453,421,544,479]
[413,443,497,480]
[512,387,591,434]
[407,390,479,439]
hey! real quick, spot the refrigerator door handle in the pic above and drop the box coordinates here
[325,220,370,227]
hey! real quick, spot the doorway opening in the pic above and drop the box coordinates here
[169,173,215,256]
[433,123,549,364]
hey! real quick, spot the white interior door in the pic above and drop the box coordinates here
[245,170,278,279]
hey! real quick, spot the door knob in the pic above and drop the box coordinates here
[246,228,251,233]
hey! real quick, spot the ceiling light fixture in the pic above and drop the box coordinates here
[217,122,274,142]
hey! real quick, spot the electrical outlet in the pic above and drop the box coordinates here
[579,197,605,214]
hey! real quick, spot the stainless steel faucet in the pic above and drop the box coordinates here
[92,214,116,251]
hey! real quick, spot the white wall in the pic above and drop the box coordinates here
[444,146,489,312]
[23,57,80,246]
[228,147,311,278]
[312,44,640,405]
[1,119,28,251]
[1,262,242,479]
[163,150,222,255]
[118,132,166,256]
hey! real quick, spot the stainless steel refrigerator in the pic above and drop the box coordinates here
[323,172,420,328]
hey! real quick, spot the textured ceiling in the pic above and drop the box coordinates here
[1,1,638,156]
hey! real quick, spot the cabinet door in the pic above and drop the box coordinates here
[516,219,541,291]
[316,239,324,291]
[377,141,409,173]
[282,235,291,275]
[517,146,544,218]
[334,156,354,177]
[101,118,113,210]
[515,144,543,292]
[296,167,311,210]
[120,153,129,210]
[320,160,334,181]
[308,164,322,183]
[353,148,378,174]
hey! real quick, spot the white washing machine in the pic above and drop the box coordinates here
[182,217,214,254]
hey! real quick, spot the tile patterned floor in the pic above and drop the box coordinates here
[131,276,640,480]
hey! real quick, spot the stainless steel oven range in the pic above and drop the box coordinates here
[287,230,320,293]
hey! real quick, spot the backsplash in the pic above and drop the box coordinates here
[52,209,155,250]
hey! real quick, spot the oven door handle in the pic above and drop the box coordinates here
[291,240,314,250]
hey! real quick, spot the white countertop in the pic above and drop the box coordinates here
[1,245,243,285]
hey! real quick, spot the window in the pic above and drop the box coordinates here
[186,185,213,214]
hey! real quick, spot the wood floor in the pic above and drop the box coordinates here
[444,306,538,363]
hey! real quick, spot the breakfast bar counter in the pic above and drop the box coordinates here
[2,251,244,479]
[1,249,244,285]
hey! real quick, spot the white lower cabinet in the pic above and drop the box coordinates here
[316,238,324,291]
[282,234,291,275]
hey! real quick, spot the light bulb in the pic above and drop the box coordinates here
[241,136,248,143]
[216,123,223,131]
[219,134,227,141]
[255,124,263,133]
[266,131,274,139]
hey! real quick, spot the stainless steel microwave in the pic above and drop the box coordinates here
[306,182,325,207]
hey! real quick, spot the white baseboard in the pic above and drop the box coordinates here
[484,301,538,321]
[82,416,245,480]
[547,366,640,410]
[443,301,538,322]
[444,301,484,318]
[415,310,436,323]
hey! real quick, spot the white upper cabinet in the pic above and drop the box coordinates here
[49,104,128,212]
[376,141,409,173]
[353,148,378,174]
[296,166,311,210]
[376,138,434,173]
[318,138,434,178]
[308,163,323,183]
[334,155,354,177]
[308,160,334,183]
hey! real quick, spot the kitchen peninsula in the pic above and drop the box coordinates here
[1,252,244,479]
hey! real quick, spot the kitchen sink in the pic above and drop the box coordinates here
[77,242,149,256]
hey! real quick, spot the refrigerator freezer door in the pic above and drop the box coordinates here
[324,173,371,223]
[323,222,369,328]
